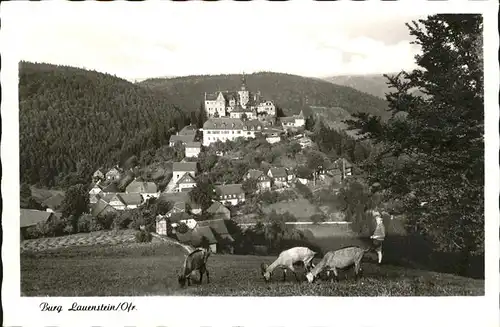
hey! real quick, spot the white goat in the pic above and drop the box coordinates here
[306,246,368,283]
[260,247,316,282]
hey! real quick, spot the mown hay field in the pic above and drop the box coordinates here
[21,241,484,297]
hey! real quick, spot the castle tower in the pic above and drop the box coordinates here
[238,72,249,109]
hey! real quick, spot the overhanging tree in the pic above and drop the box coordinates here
[346,14,484,271]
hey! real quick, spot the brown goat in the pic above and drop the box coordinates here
[178,248,211,287]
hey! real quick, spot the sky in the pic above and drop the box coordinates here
[5,1,426,82]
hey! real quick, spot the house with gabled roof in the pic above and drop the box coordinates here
[158,191,202,215]
[197,219,235,253]
[185,142,202,158]
[179,124,198,136]
[176,226,218,253]
[172,162,197,185]
[267,167,288,188]
[245,169,271,191]
[91,199,118,218]
[101,182,120,194]
[169,134,196,147]
[20,209,55,240]
[42,193,65,212]
[105,167,122,181]
[215,184,245,206]
[92,169,106,183]
[206,201,231,220]
[176,173,197,193]
[125,180,159,199]
[105,193,143,210]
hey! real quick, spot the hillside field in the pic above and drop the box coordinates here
[21,238,483,297]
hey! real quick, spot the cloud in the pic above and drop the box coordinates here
[5,1,424,80]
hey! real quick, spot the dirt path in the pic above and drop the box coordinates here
[151,232,194,253]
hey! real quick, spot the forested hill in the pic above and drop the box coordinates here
[139,72,390,119]
[19,62,188,188]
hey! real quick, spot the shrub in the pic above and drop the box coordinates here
[135,230,152,243]
[176,222,189,234]
[259,190,279,205]
[77,214,103,233]
[310,213,327,224]
[295,182,314,201]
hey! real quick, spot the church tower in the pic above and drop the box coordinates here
[238,73,249,109]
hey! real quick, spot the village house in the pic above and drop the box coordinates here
[101,182,120,194]
[169,134,196,147]
[202,118,263,147]
[267,167,288,187]
[176,225,218,253]
[297,136,313,148]
[20,209,55,241]
[91,199,118,219]
[262,127,284,144]
[206,201,231,220]
[215,184,245,206]
[229,108,257,120]
[258,115,277,126]
[279,110,306,130]
[105,167,122,181]
[256,100,276,116]
[176,173,197,193]
[158,191,202,215]
[185,142,202,158]
[92,169,106,183]
[197,219,235,253]
[125,180,159,200]
[102,193,143,210]
[245,169,272,191]
[178,124,198,136]
[42,193,65,213]
[172,162,197,185]
[169,212,197,229]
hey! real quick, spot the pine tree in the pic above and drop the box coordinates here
[346,14,484,272]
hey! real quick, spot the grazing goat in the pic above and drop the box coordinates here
[178,248,211,287]
[260,247,316,282]
[306,246,368,283]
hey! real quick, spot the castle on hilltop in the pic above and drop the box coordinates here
[204,74,276,119]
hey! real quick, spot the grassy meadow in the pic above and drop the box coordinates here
[21,237,484,297]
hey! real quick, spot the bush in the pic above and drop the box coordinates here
[135,230,152,243]
[277,189,297,202]
[259,190,279,204]
[310,213,327,224]
[176,222,189,234]
[295,182,314,201]
[77,214,103,233]
[113,212,133,230]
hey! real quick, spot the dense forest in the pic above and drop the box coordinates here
[139,72,391,120]
[19,62,190,188]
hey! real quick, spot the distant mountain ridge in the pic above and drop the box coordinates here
[139,72,391,120]
[321,74,397,99]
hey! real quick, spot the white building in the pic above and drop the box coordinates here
[176,173,197,192]
[203,75,275,118]
[215,184,245,206]
[202,118,263,147]
[125,180,159,200]
[257,100,276,116]
[280,110,306,129]
[172,162,197,185]
[185,142,201,158]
